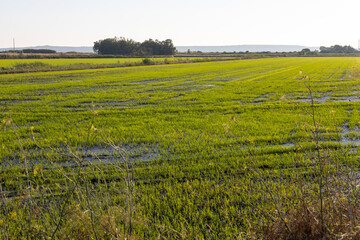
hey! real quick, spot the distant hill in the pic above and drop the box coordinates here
[0,45,94,53]
[176,45,319,53]
[0,44,319,54]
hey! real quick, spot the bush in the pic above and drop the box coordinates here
[142,58,153,65]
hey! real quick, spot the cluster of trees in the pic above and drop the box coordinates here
[93,37,176,55]
[320,45,358,53]
[299,48,317,55]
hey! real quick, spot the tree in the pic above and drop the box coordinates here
[161,39,176,55]
[300,48,311,55]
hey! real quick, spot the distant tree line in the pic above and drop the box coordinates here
[93,37,176,56]
[320,45,358,53]
[4,49,56,54]
[23,49,57,53]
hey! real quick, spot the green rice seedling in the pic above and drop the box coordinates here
[1,57,360,238]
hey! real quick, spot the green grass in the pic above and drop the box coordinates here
[0,57,234,71]
[1,57,360,238]
[0,57,241,74]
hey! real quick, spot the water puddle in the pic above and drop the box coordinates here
[254,94,268,103]
[2,144,161,169]
[238,94,271,105]
[294,91,360,103]
[332,96,360,102]
[265,123,360,149]
[295,92,331,103]
[76,99,155,108]
[266,142,295,149]
[281,142,295,147]
[75,144,161,163]
[340,124,360,145]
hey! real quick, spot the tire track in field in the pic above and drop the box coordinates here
[231,65,301,83]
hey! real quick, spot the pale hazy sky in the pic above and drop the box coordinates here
[1,0,359,48]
